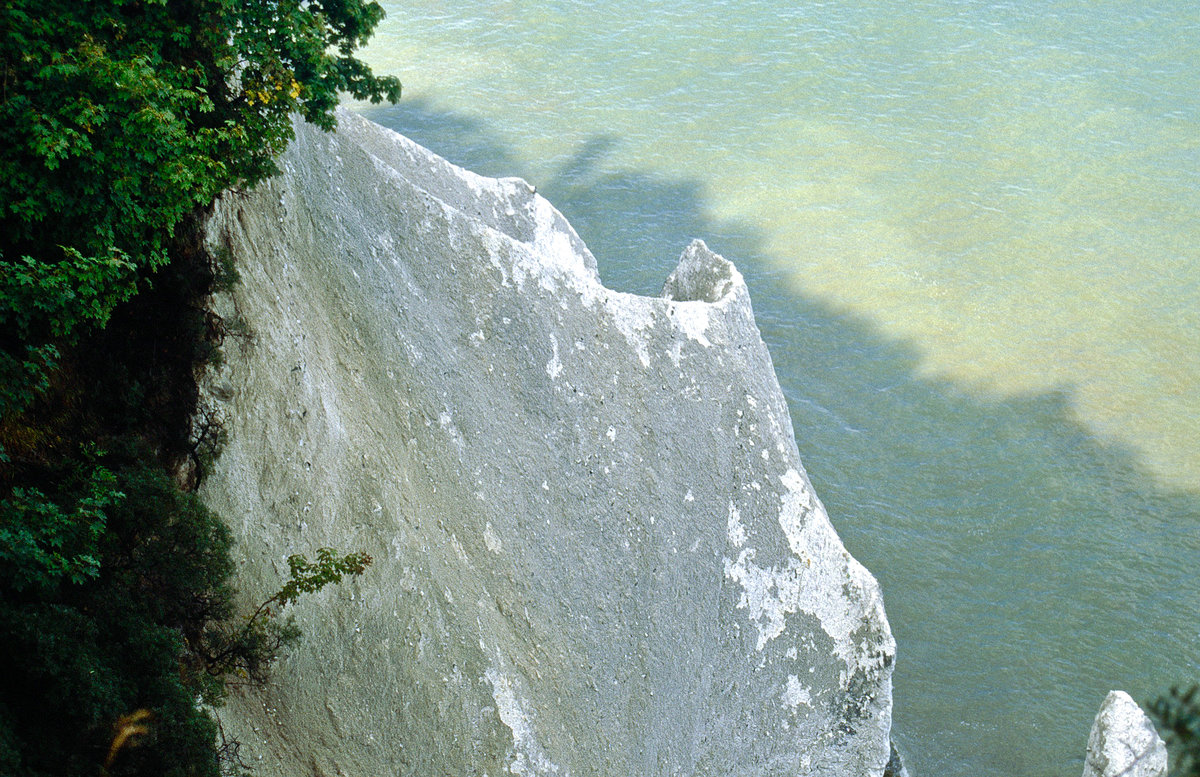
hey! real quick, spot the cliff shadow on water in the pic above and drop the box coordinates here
[357,100,1200,777]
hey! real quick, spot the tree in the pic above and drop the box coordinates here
[0,0,401,420]
[0,456,238,777]
[0,2,397,774]
[1,451,373,777]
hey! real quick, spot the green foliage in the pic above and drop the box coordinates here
[199,549,372,693]
[0,448,374,776]
[0,456,233,777]
[0,251,138,417]
[1,251,139,341]
[0,0,400,419]
[274,548,375,609]
[1151,685,1200,777]
[0,447,121,592]
[0,2,397,774]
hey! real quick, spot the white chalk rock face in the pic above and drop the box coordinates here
[1083,691,1167,777]
[199,109,895,776]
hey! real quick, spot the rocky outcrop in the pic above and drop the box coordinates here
[198,109,895,776]
[1082,691,1167,777]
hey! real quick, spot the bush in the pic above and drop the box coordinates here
[0,2,397,775]
[0,455,233,777]
[0,450,372,776]
[1151,685,1200,777]
[0,0,400,420]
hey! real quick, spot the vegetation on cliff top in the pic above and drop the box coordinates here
[0,2,396,775]
[1,0,399,419]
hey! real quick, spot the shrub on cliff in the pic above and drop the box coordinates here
[0,450,372,776]
[0,452,235,776]
[0,2,397,775]
[0,0,400,419]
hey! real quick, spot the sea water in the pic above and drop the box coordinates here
[351,2,1200,775]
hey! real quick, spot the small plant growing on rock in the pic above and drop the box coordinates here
[200,548,374,692]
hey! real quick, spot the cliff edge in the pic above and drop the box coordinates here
[198,109,896,776]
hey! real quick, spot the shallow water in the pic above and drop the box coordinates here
[352,2,1200,774]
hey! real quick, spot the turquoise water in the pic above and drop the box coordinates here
[352,2,1200,775]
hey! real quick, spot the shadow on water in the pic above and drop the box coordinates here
[358,99,1200,777]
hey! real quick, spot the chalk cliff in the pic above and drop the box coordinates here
[198,109,896,776]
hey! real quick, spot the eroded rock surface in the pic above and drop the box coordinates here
[199,109,895,776]
[1082,691,1167,777]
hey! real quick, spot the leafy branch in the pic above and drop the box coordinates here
[198,548,373,696]
[257,548,373,616]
